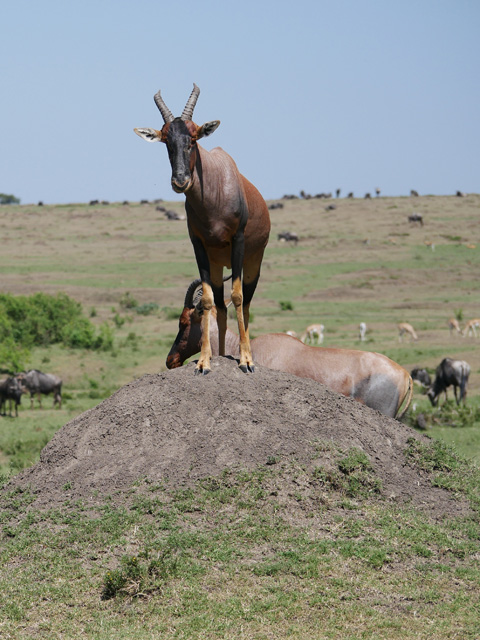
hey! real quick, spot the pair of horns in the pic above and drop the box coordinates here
[154,83,200,124]
[184,275,233,308]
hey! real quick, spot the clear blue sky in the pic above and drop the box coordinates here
[1,0,479,204]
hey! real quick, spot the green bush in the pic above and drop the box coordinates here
[0,293,113,355]
[135,302,159,316]
[119,291,138,309]
[94,323,115,351]
[0,292,85,347]
[0,338,30,374]
[62,317,96,349]
[0,193,20,205]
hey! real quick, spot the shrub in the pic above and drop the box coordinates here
[119,292,138,309]
[0,292,112,355]
[62,317,96,349]
[94,323,115,351]
[0,338,30,374]
[279,300,294,311]
[0,292,85,347]
[135,302,159,316]
[0,193,20,205]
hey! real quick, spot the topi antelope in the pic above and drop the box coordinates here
[135,84,270,374]
[398,322,418,342]
[166,280,413,419]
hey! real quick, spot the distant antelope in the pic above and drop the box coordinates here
[448,318,462,336]
[135,83,270,374]
[463,318,480,338]
[359,322,367,342]
[301,324,325,345]
[375,187,381,197]
[398,322,418,342]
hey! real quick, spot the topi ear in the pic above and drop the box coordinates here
[134,127,163,142]
[197,120,220,139]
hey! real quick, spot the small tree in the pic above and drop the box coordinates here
[0,193,21,205]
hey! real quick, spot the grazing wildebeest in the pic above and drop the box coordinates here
[166,280,413,419]
[427,358,470,406]
[277,231,299,246]
[410,367,432,388]
[0,377,25,417]
[410,189,419,197]
[16,370,62,409]
[408,213,423,226]
[134,84,270,374]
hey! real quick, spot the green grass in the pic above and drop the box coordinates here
[1,196,480,637]
[1,449,480,639]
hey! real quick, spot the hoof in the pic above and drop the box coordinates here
[194,367,210,376]
[239,363,255,374]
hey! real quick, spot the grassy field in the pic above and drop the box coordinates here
[1,194,480,638]
[1,194,479,471]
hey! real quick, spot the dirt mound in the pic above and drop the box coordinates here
[7,357,467,517]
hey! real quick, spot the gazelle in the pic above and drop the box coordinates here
[300,324,324,345]
[463,318,480,338]
[448,318,462,336]
[135,84,270,374]
[398,322,418,342]
[359,322,367,342]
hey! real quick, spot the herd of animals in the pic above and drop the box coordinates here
[0,84,474,422]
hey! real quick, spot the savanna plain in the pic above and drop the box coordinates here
[0,193,479,639]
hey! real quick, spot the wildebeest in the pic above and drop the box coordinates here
[134,83,270,375]
[410,367,432,388]
[16,369,62,409]
[277,231,299,246]
[0,377,25,417]
[408,213,423,226]
[427,358,470,406]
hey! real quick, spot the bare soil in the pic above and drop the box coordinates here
[8,357,468,519]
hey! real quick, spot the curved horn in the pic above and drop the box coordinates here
[184,279,203,308]
[154,89,174,124]
[181,83,200,121]
[184,273,233,308]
